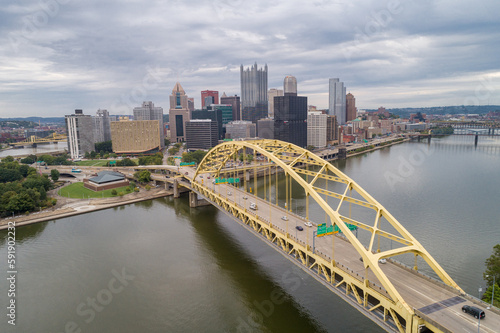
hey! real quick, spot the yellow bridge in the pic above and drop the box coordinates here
[136,139,500,332]
[10,133,67,146]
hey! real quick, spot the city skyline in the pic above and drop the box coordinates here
[1,0,499,117]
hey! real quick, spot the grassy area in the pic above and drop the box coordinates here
[74,158,139,167]
[58,182,132,199]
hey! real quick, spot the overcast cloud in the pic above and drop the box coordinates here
[1,0,499,117]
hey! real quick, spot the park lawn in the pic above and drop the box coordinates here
[58,182,132,199]
[74,159,139,167]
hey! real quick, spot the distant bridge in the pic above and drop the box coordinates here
[10,133,67,146]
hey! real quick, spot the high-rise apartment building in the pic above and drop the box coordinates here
[326,115,339,145]
[346,93,357,122]
[283,76,297,94]
[220,93,241,121]
[110,120,161,154]
[65,109,95,159]
[133,101,164,147]
[185,120,219,151]
[267,88,283,118]
[307,112,327,148]
[169,82,191,143]
[93,109,111,143]
[201,90,219,109]
[208,104,233,125]
[241,63,268,123]
[329,78,346,124]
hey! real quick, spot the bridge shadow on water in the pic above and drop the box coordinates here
[155,196,330,333]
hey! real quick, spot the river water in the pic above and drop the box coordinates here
[0,142,67,158]
[0,135,499,332]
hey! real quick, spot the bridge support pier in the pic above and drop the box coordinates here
[189,191,211,208]
[475,134,478,146]
[173,179,180,198]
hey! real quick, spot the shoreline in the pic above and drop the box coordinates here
[0,136,409,231]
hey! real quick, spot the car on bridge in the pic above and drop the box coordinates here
[295,226,303,231]
[304,222,313,227]
[249,203,257,210]
[281,216,288,221]
[462,305,485,319]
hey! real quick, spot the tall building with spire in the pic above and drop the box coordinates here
[240,62,268,123]
[169,82,191,143]
[329,78,346,124]
[346,92,357,122]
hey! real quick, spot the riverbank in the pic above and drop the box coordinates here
[0,187,172,230]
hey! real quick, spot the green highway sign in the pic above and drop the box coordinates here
[317,222,357,237]
[214,177,240,184]
[180,162,196,166]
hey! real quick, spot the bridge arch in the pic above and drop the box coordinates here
[193,139,463,323]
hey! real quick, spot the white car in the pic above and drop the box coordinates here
[281,216,288,221]
[304,222,313,227]
[378,259,387,264]
[227,191,232,196]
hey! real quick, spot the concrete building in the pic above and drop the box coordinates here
[220,93,241,121]
[267,88,283,118]
[257,118,274,139]
[191,109,223,140]
[346,93,356,122]
[185,120,219,151]
[133,101,164,147]
[284,76,297,94]
[188,98,195,112]
[201,90,219,109]
[326,115,339,145]
[65,109,95,159]
[241,63,268,123]
[169,82,191,143]
[329,78,346,124]
[110,120,161,154]
[226,121,256,139]
[93,109,111,143]
[307,112,327,148]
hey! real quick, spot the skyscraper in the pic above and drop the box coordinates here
[307,112,327,148]
[65,109,95,159]
[273,77,307,147]
[220,93,241,121]
[267,88,283,118]
[283,75,297,94]
[133,101,164,146]
[169,82,191,143]
[93,109,111,143]
[240,63,268,123]
[329,78,346,124]
[201,90,219,109]
[346,93,357,122]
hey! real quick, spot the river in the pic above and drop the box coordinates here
[0,135,499,332]
[0,142,67,158]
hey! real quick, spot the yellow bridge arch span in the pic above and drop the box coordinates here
[192,139,463,332]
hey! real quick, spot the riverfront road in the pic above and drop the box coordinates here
[180,167,500,333]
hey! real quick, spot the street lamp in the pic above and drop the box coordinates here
[486,275,496,309]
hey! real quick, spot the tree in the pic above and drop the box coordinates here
[134,170,151,183]
[20,154,37,164]
[484,244,500,287]
[164,138,170,147]
[0,169,22,183]
[182,150,207,164]
[51,169,60,181]
[95,141,113,153]
[19,164,29,177]
[2,156,14,163]
[38,186,47,201]
[111,189,117,196]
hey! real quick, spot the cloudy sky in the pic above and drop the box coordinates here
[1,0,499,117]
